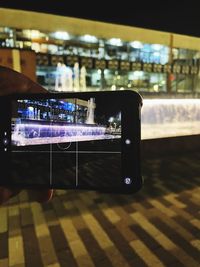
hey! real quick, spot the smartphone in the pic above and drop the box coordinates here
[0,90,143,194]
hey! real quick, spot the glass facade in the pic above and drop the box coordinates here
[0,26,200,94]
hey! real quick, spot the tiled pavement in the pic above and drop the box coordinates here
[0,152,200,267]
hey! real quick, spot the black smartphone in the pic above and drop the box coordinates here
[0,90,143,194]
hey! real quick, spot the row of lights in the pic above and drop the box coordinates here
[22,29,165,50]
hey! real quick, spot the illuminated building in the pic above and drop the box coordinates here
[0,8,200,95]
[1,8,200,141]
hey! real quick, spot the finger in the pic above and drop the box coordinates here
[28,189,54,203]
[0,66,47,95]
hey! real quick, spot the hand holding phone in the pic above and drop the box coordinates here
[0,86,143,194]
[0,66,53,204]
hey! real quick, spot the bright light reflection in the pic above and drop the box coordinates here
[23,30,41,39]
[108,38,123,46]
[12,124,121,146]
[53,31,70,40]
[81,34,98,43]
[152,44,163,51]
[141,99,200,140]
[130,41,143,49]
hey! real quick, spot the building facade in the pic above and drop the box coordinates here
[1,8,200,95]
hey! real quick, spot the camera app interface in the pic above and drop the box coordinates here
[11,95,122,189]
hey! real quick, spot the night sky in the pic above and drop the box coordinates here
[0,0,200,37]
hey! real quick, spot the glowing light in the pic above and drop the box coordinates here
[28,106,34,112]
[153,52,160,57]
[81,34,98,43]
[31,43,40,53]
[152,44,162,51]
[130,41,143,49]
[133,71,144,78]
[153,84,159,92]
[111,85,116,90]
[143,99,200,105]
[53,31,70,40]
[141,98,200,139]
[23,30,41,39]
[108,38,123,46]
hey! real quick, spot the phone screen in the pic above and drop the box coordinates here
[10,95,122,189]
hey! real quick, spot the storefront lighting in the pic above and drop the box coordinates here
[130,41,143,49]
[31,43,40,53]
[81,34,98,43]
[53,31,70,40]
[153,52,160,57]
[108,38,123,46]
[152,44,162,51]
[23,30,41,39]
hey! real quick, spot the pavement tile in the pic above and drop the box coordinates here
[0,152,200,266]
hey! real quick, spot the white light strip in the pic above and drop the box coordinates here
[143,99,200,105]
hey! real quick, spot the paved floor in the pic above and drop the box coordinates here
[0,152,200,267]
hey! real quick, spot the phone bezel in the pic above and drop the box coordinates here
[0,90,143,194]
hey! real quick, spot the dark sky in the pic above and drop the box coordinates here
[1,1,200,37]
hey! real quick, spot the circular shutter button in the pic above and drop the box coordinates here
[124,177,132,185]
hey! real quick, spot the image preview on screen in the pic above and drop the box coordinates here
[11,96,122,189]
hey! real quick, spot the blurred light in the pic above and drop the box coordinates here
[109,117,114,122]
[81,34,98,43]
[23,30,41,39]
[133,71,144,78]
[143,99,200,105]
[31,43,40,53]
[130,41,143,49]
[98,69,101,74]
[28,106,34,112]
[53,31,70,40]
[153,84,159,92]
[108,38,123,46]
[128,83,132,88]
[153,52,160,57]
[120,87,124,90]
[152,44,162,51]
[111,85,116,90]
